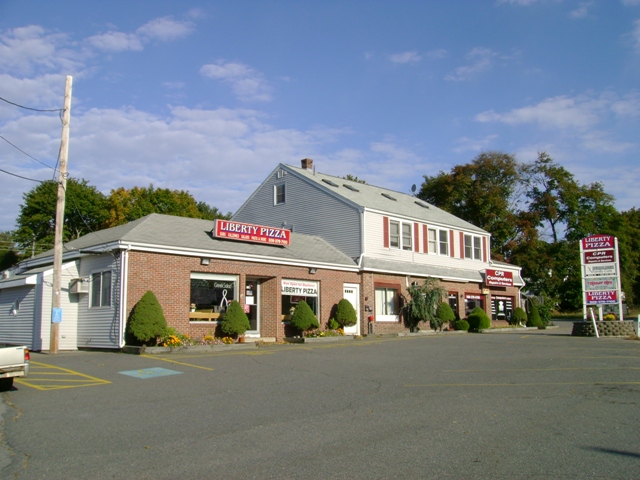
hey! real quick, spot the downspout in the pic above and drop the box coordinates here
[118,246,130,348]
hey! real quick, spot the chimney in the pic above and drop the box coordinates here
[301,158,314,171]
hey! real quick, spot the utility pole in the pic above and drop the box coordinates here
[50,75,72,354]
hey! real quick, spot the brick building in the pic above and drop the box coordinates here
[0,159,524,350]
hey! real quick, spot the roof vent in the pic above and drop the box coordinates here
[343,184,359,192]
[301,158,314,170]
[381,193,397,201]
[322,179,339,187]
[414,200,430,209]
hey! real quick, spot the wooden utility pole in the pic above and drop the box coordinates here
[50,75,72,354]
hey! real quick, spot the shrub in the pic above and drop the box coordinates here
[327,318,340,330]
[512,307,527,326]
[435,302,456,331]
[603,313,616,321]
[467,307,491,332]
[335,299,357,327]
[220,300,251,338]
[526,299,543,327]
[455,319,470,331]
[290,300,319,334]
[126,290,167,345]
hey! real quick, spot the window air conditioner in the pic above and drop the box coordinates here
[69,278,89,294]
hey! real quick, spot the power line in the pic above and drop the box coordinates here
[0,135,56,171]
[0,167,43,183]
[0,95,63,113]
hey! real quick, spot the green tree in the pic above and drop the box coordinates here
[335,298,357,327]
[126,290,168,345]
[220,300,251,338]
[0,231,19,270]
[290,300,319,334]
[196,201,231,221]
[418,151,523,259]
[435,301,456,330]
[343,174,367,184]
[403,278,446,332]
[15,178,109,255]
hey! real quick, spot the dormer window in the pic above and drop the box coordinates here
[389,220,413,251]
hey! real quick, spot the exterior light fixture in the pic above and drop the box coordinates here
[309,268,317,274]
[201,258,210,265]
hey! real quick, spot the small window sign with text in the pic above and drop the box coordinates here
[214,220,290,246]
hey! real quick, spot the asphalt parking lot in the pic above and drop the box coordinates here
[1,321,639,479]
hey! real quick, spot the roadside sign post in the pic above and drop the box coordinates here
[580,235,623,335]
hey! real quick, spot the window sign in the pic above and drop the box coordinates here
[281,279,318,317]
[190,273,238,313]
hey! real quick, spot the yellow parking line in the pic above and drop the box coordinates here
[444,366,640,372]
[16,361,111,391]
[140,354,214,370]
[405,381,640,388]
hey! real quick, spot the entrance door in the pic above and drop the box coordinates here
[342,284,360,335]
[245,279,260,337]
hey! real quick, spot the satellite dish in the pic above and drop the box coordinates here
[411,184,417,193]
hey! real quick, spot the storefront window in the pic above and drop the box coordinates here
[281,279,319,317]
[448,293,458,318]
[190,273,238,313]
[491,296,513,321]
[464,294,484,317]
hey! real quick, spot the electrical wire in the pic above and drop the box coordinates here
[0,135,56,171]
[0,95,63,113]
[0,167,43,183]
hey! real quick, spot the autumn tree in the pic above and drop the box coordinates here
[106,185,204,227]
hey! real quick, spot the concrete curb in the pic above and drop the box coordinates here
[122,343,259,355]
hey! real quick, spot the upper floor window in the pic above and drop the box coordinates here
[91,270,112,308]
[464,234,482,260]
[389,220,413,251]
[428,228,449,255]
[274,184,285,205]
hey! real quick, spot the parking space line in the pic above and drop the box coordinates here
[16,361,111,390]
[443,366,640,372]
[405,381,640,388]
[140,354,214,370]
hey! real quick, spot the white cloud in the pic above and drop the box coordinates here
[87,16,195,52]
[495,0,545,5]
[580,131,636,153]
[136,16,195,42]
[445,47,497,81]
[200,61,272,102]
[630,19,640,52]
[425,49,448,60]
[569,2,593,19]
[389,51,422,64]
[452,134,499,153]
[475,95,605,130]
[87,31,144,52]
[0,25,81,74]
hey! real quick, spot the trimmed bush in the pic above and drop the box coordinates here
[327,318,340,330]
[512,307,527,326]
[220,300,251,338]
[290,300,319,334]
[435,302,456,331]
[455,319,470,331]
[126,290,167,345]
[467,306,491,332]
[526,299,543,327]
[335,299,357,327]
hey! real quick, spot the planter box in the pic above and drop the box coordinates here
[122,343,258,355]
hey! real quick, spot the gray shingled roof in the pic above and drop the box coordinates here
[285,164,488,234]
[27,214,358,269]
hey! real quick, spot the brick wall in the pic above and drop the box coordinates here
[126,251,360,341]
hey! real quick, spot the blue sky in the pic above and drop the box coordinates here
[1,0,639,232]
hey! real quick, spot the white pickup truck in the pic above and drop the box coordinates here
[0,346,30,391]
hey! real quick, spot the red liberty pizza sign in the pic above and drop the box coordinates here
[581,234,615,251]
[214,220,291,246]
